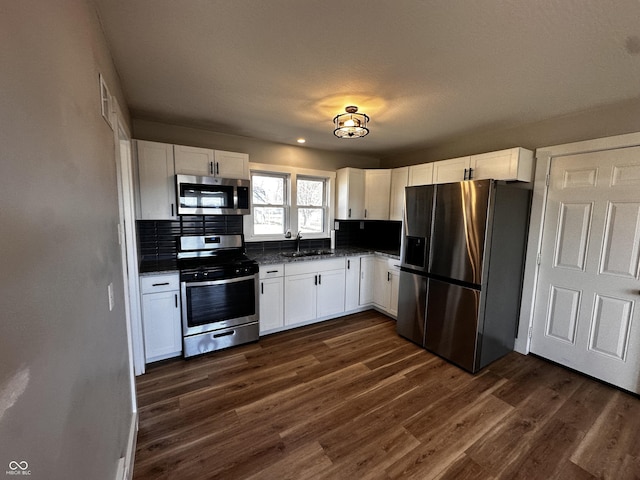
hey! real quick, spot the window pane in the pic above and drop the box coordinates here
[297,179,323,206]
[298,208,323,233]
[253,175,284,205]
[253,207,285,234]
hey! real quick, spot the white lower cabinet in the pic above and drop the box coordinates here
[359,256,375,306]
[140,273,182,363]
[284,258,346,327]
[259,264,284,334]
[372,257,401,317]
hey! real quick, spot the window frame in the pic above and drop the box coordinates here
[296,175,328,235]
[250,171,290,237]
[245,163,335,242]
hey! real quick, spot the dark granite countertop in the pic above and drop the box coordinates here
[138,248,401,274]
[250,247,400,266]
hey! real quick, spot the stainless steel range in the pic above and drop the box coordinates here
[178,234,259,358]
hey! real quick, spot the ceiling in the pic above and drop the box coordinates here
[93,0,640,157]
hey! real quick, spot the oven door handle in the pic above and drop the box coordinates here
[181,274,257,288]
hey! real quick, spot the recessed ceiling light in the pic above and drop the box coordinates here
[297,138,306,144]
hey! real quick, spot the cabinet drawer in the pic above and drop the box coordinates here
[284,257,345,276]
[387,258,401,271]
[259,264,284,279]
[140,273,180,293]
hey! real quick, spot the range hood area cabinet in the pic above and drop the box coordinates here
[134,139,249,220]
[174,144,249,179]
[431,147,534,184]
[335,167,392,220]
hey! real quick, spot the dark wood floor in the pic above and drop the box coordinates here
[133,311,640,479]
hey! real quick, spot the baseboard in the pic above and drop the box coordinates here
[115,412,138,480]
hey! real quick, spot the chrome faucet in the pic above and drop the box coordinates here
[295,231,302,252]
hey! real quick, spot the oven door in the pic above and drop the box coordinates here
[181,274,258,337]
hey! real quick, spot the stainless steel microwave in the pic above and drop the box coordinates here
[176,174,251,215]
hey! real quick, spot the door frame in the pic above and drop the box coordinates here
[516,131,640,354]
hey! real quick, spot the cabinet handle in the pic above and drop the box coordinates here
[314,275,318,286]
[209,161,214,175]
[463,168,468,181]
[387,272,390,282]
[216,162,219,175]
[171,203,175,216]
[152,282,170,286]
[267,270,278,274]
[348,208,351,218]
[261,282,264,294]
[347,259,350,269]
[468,167,473,180]
[364,209,368,218]
[318,274,322,285]
[174,294,178,308]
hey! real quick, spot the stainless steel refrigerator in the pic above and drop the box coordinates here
[397,179,530,372]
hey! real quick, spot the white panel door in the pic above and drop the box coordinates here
[531,146,640,393]
[316,269,346,318]
[284,272,317,325]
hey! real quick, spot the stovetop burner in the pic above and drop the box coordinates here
[177,234,258,282]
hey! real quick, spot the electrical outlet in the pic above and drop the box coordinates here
[108,283,114,311]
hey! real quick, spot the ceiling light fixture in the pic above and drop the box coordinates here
[296,138,306,144]
[333,106,369,138]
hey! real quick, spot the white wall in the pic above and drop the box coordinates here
[0,1,133,479]
[381,97,640,168]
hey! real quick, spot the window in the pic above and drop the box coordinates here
[248,164,334,241]
[297,177,326,233]
[252,172,288,235]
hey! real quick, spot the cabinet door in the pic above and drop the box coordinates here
[214,150,249,179]
[174,144,215,176]
[336,168,365,219]
[136,140,177,220]
[364,169,391,220]
[469,147,533,182]
[259,277,284,333]
[317,269,346,318]
[388,269,400,317]
[142,290,182,361]
[390,167,409,221]
[344,257,361,311]
[359,256,374,305]
[372,257,391,310]
[432,156,471,184]
[284,272,317,325]
[408,163,434,186]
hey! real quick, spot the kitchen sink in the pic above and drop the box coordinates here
[281,249,335,258]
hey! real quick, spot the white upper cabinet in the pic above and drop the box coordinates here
[431,147,534,184]
[469,147,534,182]
[408,163,434,186]
[364,169,391,220]
[336,167,366,219]
[136,140,177,220]
[432,156,472,184]
[214,150,250,179]
[390,167,409,221]
[174,144,215,176]
[174,145,249,179]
